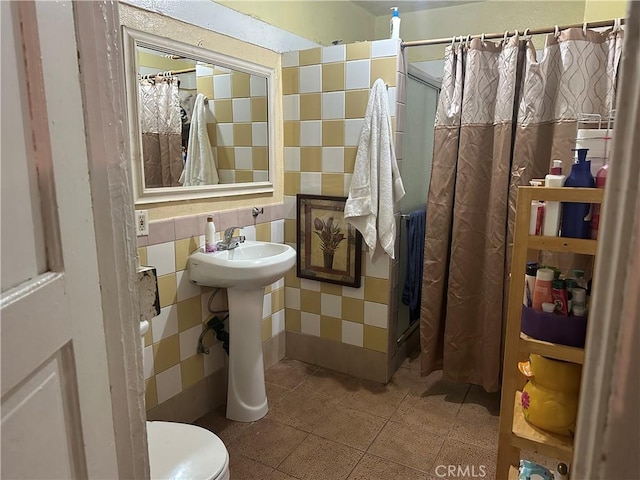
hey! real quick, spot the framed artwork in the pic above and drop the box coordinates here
[296,194,362,288]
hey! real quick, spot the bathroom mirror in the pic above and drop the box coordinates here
[122,27,275,204]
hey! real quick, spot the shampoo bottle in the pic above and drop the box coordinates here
[390,7,401,39]
[561,148,595,239]
[543,160,565,236]
[205,216,216,253]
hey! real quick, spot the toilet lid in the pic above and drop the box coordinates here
[147,421,229,480]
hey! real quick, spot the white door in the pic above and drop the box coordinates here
[1,2,119,478]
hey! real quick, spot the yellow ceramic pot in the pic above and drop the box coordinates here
[518,355,582,437]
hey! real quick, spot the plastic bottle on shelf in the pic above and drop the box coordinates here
[543,160,565,236]
[561,148,595,239]
[573,269,588,289]
[205,216,216,253]
[529,180,545,235]
[590,162,608,239]
[532,268,555,311]
[390,7,401,39]
[523,262,538,307]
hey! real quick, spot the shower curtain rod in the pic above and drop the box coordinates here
[401,17,625,48]
[139,67,196,79]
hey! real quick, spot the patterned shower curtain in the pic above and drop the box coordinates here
[420,26,624,392]
[138,76,183,188]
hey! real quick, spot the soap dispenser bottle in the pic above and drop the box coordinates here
[390,7,401,39]
[560,148,595,239]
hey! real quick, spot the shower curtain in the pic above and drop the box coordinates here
[420,26,624,392]
[138,76,183,188]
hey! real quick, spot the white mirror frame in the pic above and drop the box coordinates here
[122,27,276,204]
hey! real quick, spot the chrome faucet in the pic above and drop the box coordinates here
[216,226,245,250]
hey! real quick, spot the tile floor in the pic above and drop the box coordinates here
[194,355,553,480]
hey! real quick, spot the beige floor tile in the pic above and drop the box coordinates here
[347,453,432,480]
[367,420,445,473]
[461,384,501,416]
[400,352,421,371]
[448,400,500,452]
[265,358,317,390]
[193,405,251,444]
[311,405,386,451]
[279,434,364,480]
[432,439,496,480]
[266,382,291,405]
[228,452,274,480]
[302,367,360,397]
[337,378,408,419]
[266,471,301,480]
[266,382,341,432]
[230,418,309,468]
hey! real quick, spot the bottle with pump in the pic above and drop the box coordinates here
[390,7,401,39]
[590,162,608,239]
[205,216,216,253]
[543,160,565,236]
[561,148,595,239]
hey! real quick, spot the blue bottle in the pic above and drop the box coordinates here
[561,148,595,238]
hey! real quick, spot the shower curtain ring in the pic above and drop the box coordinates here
[481,32,485,44]
[514,29,519,39]
[451,35,456,47]
[554,25,560,38]
[503,30,509,43]
[465,34,471,47]
[523,28,530,39]
[583,22,588,36]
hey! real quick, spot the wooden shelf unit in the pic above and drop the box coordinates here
[496,187,604,479]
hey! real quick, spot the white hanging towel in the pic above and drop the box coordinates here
[179,93,219,186]
[344,78,405,259]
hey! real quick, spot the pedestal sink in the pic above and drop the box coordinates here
[188,241,296,422]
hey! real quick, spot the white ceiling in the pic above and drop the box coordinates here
[353,0,481,17]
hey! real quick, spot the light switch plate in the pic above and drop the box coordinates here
[135,210,149,236]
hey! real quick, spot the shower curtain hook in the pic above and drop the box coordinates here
[465,34,471,47]
[481,32,486,44]
[523,28,530,39]
[583,22,588,36]
[514,29,519,39]
[554,25,560,38]
[451,35,456,48]
[503,30,509,43]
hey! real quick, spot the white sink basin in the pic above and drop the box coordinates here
[188,241,296,289]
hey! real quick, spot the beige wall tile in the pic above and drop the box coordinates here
[284,121,300,147]
[285,308,301,332]
[320,315,342,342]
[153,334,180,373]
[284,172,300,196]
[253,147,268,170]
[138,246,148,266]
[272,288,285,314]
[145,377,158,411]
[157,273,177,308]
[233,123,252,147]
[262,316,273,341]
[321,173,345,196]
[232,71,251,97]
[235,170,253,183]
[180,355,204,390]
[196,76,213,99]
[217,147,235,169]
[301,290,321,314]
[300,93,322,121]
[299,47,321,66]
[347,42,371,61]
[322,120,344,146]
[255,222,271,241]
[251,97,267,122]
[285,219,298,244]
[322,63,345,92]
[320,282,343,296]
[345,90,370,119]
[214,99,233,123]
[283,67,299,95]
[300,147,322,172]
[206,124,217,147]
[364,325,388,353]
[344,147,357,173]
[371,57,397,87]
[342,297,364,323]
[365,277,389,304]
[285,267,301,288]
[177,296,202,331]
[175,236,199,271]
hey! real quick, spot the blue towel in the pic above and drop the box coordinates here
[402,209,426,322]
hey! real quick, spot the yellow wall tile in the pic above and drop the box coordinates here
[322,63,345,92]
[345,90,370,119]
[138,247,148,266]
[299,47,321,66]
[300,290,321,314]
[196,76,213,99]
[344,147,357,173]
[251,97,267,122]
[283,67,299,95]
[284,218,298,245]
[272,288,285,314]
[262,316,273,341]
[320,282,343,295]
[181,355,204,389]
[145,377,158,411]
[284,172,300,196]
[342,297,364,323]
[284,121,300,147]
[214,99,233,123]
[365,277,389,304]
[217,147,235,170]
[253,147,269,170]
[235,170,254,183]
[300,93,322,121]
[232,71,251,97]
[322,120,344,147]
[265,285,272,295]
[371,57,397,87]
[285,308,301,331]
[157,273,177,308]
[152,334,180,373]
[321,173,345,196]
[285,267,301,288]
[255,222,271,241]
[207,123,217,146]
[364,325,388,353]
[177,296,202,331]
[300,147,322,172]
[233,124,252,147]
[175,237,199,271]
[320,315,342,342]
[347,42,371,60]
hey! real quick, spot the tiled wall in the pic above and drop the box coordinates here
[137,204,285,417]
[281,39,404,383]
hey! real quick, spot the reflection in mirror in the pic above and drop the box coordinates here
[123,28,275,203]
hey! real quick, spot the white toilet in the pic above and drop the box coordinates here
[141,320,230,480]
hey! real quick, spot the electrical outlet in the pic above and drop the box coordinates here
[135,210,149,236]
